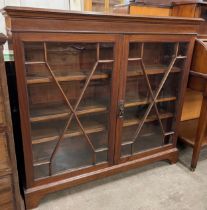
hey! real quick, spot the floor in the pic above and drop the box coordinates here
[34,146,207,210]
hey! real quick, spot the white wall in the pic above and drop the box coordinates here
[0,1,6,36]
[20,0,70,10]
[70,0,82,11]
[0,0,83,54]
[1,0,83,10]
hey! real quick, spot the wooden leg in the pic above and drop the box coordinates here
[191,141,203,171]
[25,190,45,209]
[168,149,179,165]
[191,87,207,171]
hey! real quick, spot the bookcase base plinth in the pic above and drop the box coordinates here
[25,147,178,209]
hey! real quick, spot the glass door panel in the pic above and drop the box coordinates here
[121,41,189,157]
[24,41,115,179]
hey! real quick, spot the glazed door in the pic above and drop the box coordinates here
[18,34,119,184]
[116,35,191,162]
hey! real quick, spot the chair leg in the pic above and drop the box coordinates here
[190,87,207,171]
[191,143,202,171]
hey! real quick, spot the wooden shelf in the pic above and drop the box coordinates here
[125,96,176,108]
[121,140,133,146]
[123,111,173,127]
[27,66,181,85]
[30,102,108,123]
[31,109,173,145]
[127,66,181,78]
[95,147,108,153]
[30,95,175,123]
[179,119,207,147]
[32,119,106,145]
[34,160,50,167]
[27,71,111,85]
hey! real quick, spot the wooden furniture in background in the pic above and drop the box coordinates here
[0,34,22,209]
[173,1,207,171]
[180,88,202,121]
[171,1,207,37]
[3,6,201,209]
[113,2,172,16]
[113,1,205,19]
[171,1,201,18]
[84,0,124,12]
[179,38,207,170]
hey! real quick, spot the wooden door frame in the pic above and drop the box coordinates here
[12,32,121,188]
[114,34,195,164]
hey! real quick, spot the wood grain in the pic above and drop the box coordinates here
[0,34,22,209]
[181,88,203,121]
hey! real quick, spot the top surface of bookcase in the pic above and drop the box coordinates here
[2,6,203,35]
[2,6,203,22]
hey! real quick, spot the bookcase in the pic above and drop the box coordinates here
[2,7,201,209]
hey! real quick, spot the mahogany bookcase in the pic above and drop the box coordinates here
[2,7,202,209]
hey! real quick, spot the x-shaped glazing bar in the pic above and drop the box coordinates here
[131,43,179,146]
[139,44,166,139]
[41,43,100,175]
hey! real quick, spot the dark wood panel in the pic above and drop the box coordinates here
[0,34,22,209]
[0,176,13,206]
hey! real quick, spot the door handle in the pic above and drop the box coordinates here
[118,100,125,118]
